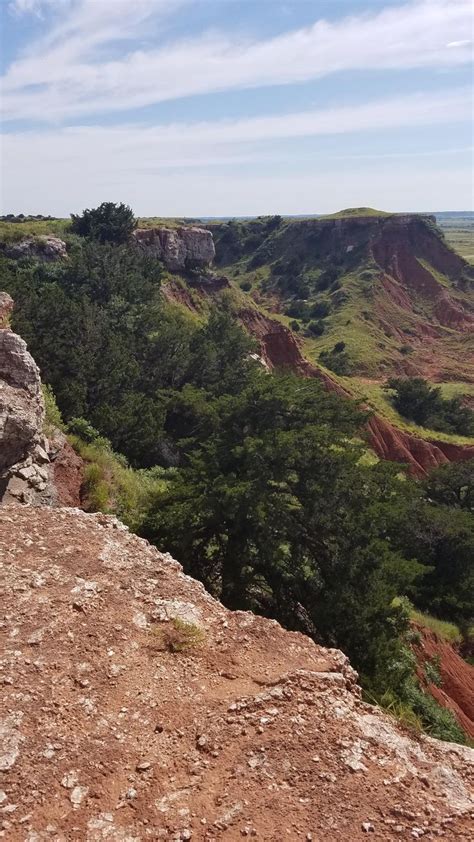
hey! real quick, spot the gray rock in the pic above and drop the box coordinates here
[133,226,215,272]
[0,292,13,327]
[4,236,67,262]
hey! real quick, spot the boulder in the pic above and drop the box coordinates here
[4,235,67,262]
[0,330,44,473]
[133,225,215,272]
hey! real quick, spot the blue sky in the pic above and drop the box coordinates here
[1,0,472,215]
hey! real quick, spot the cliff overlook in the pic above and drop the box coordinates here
[1,504,473,841]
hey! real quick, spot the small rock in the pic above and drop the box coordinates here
[362,823,375,833]
[136,760,151,772]
[70,785,88,808]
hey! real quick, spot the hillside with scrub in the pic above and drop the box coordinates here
[0,202,473,750]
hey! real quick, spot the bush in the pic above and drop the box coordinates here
[240,280,252,292]
[71,202,136,244]
[68,417,105,444]
[319,343,352,375]
[42,384,65,435]
[385,377,474,435]
[307,319,325,336]
[284,300,310,320]
[289,320,300,332]
[310,299,331,319]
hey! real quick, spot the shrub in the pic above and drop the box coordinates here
[71,202,136,244]
[68,417,105,444]
[319,343,352,375]
[385,377,474,435]
[42,384,65,435]
[151,618,205,653]
[307,319,325,336]
[240,280,252,292]
[289,320,300,332]
[310,299,331,319]
[424,656,442,687]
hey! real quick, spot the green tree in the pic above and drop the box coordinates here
[385,377,474,435]
[71,202,136,244]
[143,374,423,677]
[423,459,474,510]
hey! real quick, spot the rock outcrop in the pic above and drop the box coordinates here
[0,295,83,506]
[0,505,473,841]
[0,328,49,503]
[0,292,13,327]
[3,236,67,262]
[133,226,215,272]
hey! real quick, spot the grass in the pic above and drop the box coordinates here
[437,219,474,264]
[317,207,392,220]
[0,218,70,242]
[150,618,205,653]
[409,609,462,644]
[69,434,168,532]
[343,378,474,446]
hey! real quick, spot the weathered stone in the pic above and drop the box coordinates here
[0,292,13,327]
[0,331,44,474]
[4,236,67,262]
[133,226,215,272]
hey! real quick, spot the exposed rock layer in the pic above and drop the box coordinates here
[3,236,67,262]
[0,329,45,479]
[237,308,474,476]
[0,298,84,506]
[0,505,472,841]
[133,226,215,272]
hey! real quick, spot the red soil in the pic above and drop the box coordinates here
[413,623,474,740]
[51,439,84,507]
[238,308,474,477]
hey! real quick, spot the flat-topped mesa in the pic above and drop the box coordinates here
[3,235,68,262]
[133,225,215,272]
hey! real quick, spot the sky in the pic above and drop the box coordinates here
[0,0,473,216]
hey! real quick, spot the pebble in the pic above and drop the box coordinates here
[136,760,151,772]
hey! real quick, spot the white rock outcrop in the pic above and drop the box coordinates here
[133,225,215,272]
[0,309,54,503]
[4,236,67,262]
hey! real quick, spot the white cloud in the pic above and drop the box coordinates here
[2,0,472,123]
[1,87,471,214]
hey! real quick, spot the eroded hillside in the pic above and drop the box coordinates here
[1,505,473,841]
[211,212,474,383]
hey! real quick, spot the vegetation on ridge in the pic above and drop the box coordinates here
[1,204,472,744]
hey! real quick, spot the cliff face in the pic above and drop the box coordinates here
[133,226,215,272]
[222,305,474,476]
[0,504,473,841]
[212,213,474,382]
[0,295,83,506]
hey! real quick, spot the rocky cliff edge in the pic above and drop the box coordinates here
[0,294,83,507]
[0,505,473,841]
